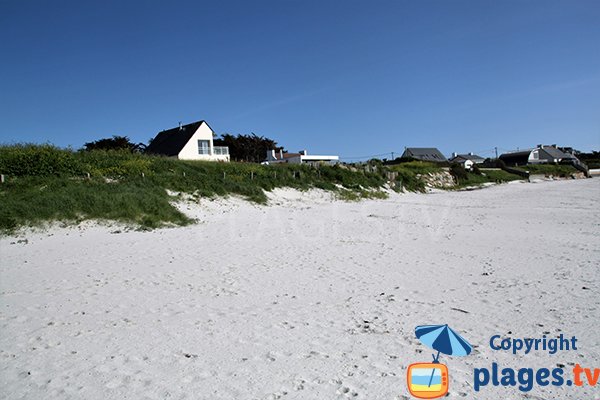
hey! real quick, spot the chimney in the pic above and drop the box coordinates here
[537,144,543,149]
[179,121,183,131]
[452,152,457,158]
[279,149,283,159]
[268,149,275,160]
[469,152,473,156]
[551,144,557,148]
[299,150,306,155]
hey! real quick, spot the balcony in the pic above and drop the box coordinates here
[213,146,229,155]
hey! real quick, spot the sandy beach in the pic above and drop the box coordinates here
[1,178,599,399]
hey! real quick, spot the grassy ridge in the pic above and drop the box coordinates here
[388,161,442,192]
[0,145,528,232]
[0,145,387,231]
[1,176,191,231]
[452,168,524,188]
[515,164,579,176]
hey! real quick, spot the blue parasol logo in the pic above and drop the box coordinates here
[407,324,473,399]
[415,324,473,362]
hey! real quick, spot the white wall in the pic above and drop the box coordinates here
[528,149,545,164]
[177,122,230,162]
[284,155,302,164]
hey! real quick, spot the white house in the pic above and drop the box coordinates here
[499,145,573,167]
[449,152,486,169]
[146,120,230,162]
[263,149,339,165]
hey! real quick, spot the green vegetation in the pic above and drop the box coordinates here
[213,133,282,163]
[388,161,442,192]
[449,165,524,188]
[576,151,600,169]
[0,144,387,232]
[0,145,547,233]
[0,176,190,231]
[515,164,578,176]
[480,169,524,182]
[83,135,145,152]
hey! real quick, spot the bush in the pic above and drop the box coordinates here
[387,161,442,192]
[449,163,468,183]
[0,144,82,176]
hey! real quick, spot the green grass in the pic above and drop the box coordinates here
[451,168,524,188]
[0,145,388,232]
[480,169,524,182]
[0,176,192,231]
[515,164,579,176]
[336,188,389,201]
[388,161,442,192]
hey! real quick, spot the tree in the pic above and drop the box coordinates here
[83,135,146,152]
[213,133,284,162]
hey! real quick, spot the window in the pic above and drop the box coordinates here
[198,140,210,155]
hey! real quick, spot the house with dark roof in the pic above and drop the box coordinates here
[449,152,486,169]
[146,120,229,162]
[263,149,339,165]
[499,145,572,167]
[400,148,447,162]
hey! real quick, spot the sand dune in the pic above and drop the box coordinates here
[1,179,599,399]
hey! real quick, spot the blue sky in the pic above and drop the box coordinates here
[1,0,599,160]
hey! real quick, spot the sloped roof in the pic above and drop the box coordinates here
[539,146,567,160]
[402,147,447,162]
[498,149,533,166]
[146,121,205,156]
[500,149,533,158]
[450,153,485,162]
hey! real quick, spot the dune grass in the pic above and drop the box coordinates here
[0,144,388,232]
[0,176,192,231]
[515,164,578,176]
[388,161,442,192]
[450,168,524,188]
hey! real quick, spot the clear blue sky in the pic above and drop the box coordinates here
[1,0,599,160]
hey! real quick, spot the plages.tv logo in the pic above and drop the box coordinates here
[407,324,473,399]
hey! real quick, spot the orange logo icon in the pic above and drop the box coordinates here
[407,362,449,399]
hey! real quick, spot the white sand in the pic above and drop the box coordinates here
[1,179,599,399]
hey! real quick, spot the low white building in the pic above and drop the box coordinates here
[146,120,230,162]
[449,152,486,169]
[264,149,339,165]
